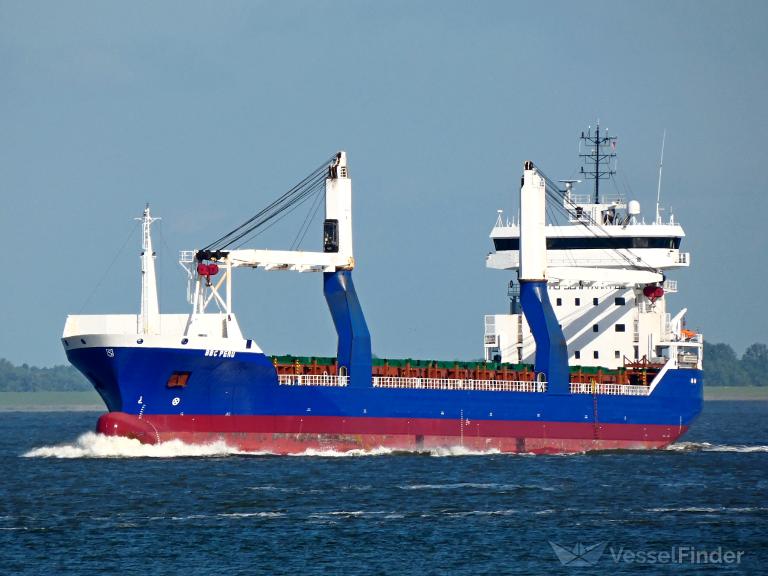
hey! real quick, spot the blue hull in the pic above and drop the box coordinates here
[66,345,703,429]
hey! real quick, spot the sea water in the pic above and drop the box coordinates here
[1,401,766,575]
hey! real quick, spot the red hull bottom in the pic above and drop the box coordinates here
[97,412,685,454]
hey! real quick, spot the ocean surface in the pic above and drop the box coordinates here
[2,401,767,575]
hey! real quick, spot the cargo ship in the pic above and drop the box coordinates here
[62,126,703,453]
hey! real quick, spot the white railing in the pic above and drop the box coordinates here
[663,279,678,293]
[677,353,699,367]
[600,194,625,205]
[179,250,196,263]
[372,377,547,393]
[278,374,349,387]
[278,375,652,395]
[568,194,593,205]
[569,382,650,396]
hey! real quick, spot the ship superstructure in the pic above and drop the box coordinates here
[484,125,702,379]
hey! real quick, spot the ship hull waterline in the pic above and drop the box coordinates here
[96,412,689,454]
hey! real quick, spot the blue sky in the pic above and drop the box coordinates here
[1,0,766,366]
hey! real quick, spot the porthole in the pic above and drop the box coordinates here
[181,338,188,345]
[137,338,144,344]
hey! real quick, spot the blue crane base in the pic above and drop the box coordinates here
[519,280,570,395]
[323,270,372,388]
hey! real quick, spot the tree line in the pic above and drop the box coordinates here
[703,342,767,387]
[0,359,90,391]
[0,343,766,391]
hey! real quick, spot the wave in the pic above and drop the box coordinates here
[646,506,768,514]
[37,432,766,459]
[666,442,768,453]
[287,446,401,458]
[22,432,247,458]
[217,512,285,519]
[443,509,521,517]
[22,433,509,459]
[398,482,554,491]
[288,446,504,457]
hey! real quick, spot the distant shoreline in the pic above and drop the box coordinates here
[702,386,768,401]
[0,391,104,411]
[1,387,767,411]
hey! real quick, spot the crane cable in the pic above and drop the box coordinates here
[202,154,336,252]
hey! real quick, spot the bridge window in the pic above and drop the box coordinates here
[592,324,599,332]
[593,351,599,359]
[615,350,621,359]
[556,298,562,306]
[575,298,581,306]
[615,324,626,332]
[574,350,581,359]
[492,236,682,251]
[615,297,626,306]
[593,298,599,306]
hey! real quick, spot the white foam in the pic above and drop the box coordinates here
[287,446,400,457]
[217,512,285,518]
[307,510,389,520]
[400,483,463,490]
[21,435,507,459]
[25,433,650,458]
[399,482,551,491]
[287,445,503,457]
[666,442,768,453]
[646,506,768,514]
[444,509,520,517]
[428,446,503,457]
[22,432,246,458]
[248,485,295,492]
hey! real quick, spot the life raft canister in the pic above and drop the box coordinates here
[642,284,664,303]
[196,263,220,277]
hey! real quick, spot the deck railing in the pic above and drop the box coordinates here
[569,382,650,396]
[277,374,349,387]
[277,374,652,395]
[677,353,699,368]
[372,377,547,393]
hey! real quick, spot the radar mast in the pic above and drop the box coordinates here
[579,122,617,204]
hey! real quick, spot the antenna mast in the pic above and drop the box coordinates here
[136,204,160,335]
[655,130,666,224]
[579,122,617,204]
